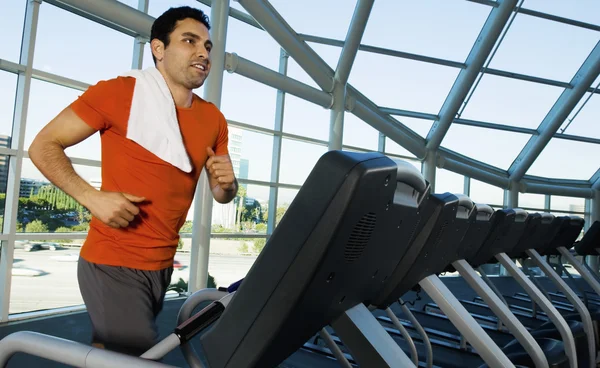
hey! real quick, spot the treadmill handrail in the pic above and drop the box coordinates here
[0,331,176,368]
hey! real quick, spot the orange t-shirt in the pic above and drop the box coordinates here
[70,76,229,271]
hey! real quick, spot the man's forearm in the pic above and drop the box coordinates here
[29,141,97,208]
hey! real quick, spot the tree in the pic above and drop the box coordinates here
[25,220,48,233]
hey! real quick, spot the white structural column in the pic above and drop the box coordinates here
[422,152,436,192]
[0,0,41,322]
[328,0,374,151]
[131,0,149,69]
[266,49,288,237]
[189,0,230,293]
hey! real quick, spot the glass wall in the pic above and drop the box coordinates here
[0,0,597,321]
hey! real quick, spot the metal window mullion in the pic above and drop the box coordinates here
[0,0,41,322]
[131,0,149,70]
[267,48,288,237]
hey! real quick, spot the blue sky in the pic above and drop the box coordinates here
[1,0,599,211]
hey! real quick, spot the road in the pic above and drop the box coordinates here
[9,248,257,315]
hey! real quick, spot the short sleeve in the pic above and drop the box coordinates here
[70,77,134,133]
[214,112,229,156]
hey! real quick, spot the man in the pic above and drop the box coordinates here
[28,6,237,356]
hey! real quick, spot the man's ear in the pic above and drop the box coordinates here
[151,39,165,62]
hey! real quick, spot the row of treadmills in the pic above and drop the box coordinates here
[0,150,599,368]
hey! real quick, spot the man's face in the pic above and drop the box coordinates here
[154,18,213,90]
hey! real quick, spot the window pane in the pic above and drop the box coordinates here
[0,155,9,230]
[349,51,460,114]
[279,139,327,186]
[26,79,101,161]
[560,94,600,139]
[550,195,586,213]
[459,75,564,129]
[527,139,600,180]
[10,238,84,314]
[488,14,600,82]
[226,127,272,183]
[18,159,98,233]
[469,179,504,207]
[436,169,465,196]
[385,138,417,159]
[275,187,299,227]
[392,117,434,138]
[0,71,17,139]
[34,5,133,84]
[441,125,531,169]
[519,193,546,210]
[522,0,600,28]
[212,184,269,234]
[221,73,277,130]
[282,94,329,141]
[271,0,357,41]
[1,1,26,63]
[361,0,491,62]
[343,115,379,151]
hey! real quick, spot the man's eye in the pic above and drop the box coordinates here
[185,39,195,44]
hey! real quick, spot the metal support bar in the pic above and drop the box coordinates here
[351,98,426,158]
[398,299,433,368]
[418,275,516,368]
[558,248,600,298]
[384,308,419,366]
[519,181,595,198]
[496,253,578,368]
[225,52,332,108]
[0,0,41,322]
[266,49,288,236]
[331,303,415,367]
[236,0,334,92]
[426,0,518,150]
[189,0,230,293]
[44,0,154,38]
[509,41,600,181]
[0,331,176,367]
[454,260,548,368]
[329,82,345,151]
[335,0,373,86]
[437,155,510,189]
[318,328,353,368]
[422,151,436,192]
[526,249,595,368]
[507,184,519,208]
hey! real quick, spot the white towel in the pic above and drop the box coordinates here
[121,67,192,173]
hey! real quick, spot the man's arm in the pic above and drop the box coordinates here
[29,107,99,206]
[205,147,238,204]
[29,107,145,228]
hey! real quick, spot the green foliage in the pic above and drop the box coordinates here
[25,219,48,233]
[180,220,193,233]
[252,238,266,254]
[177,238,184,250]
[238,242,249,253]
[50,226,73,243]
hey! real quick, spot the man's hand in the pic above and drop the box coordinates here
[206,147,237,203]
[84,190,146,229]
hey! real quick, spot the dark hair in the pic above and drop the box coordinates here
[150,6,211,64]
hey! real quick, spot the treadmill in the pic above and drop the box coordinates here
[0,150,419,368]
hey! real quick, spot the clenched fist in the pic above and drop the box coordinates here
[84,190,146,229]
[205,147,236,192]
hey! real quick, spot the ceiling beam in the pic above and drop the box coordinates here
[425,0,518,151]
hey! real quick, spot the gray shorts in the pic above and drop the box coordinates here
[77,256,173,356]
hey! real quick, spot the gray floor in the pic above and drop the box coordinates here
[0,275,593,367]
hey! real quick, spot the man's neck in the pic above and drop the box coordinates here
[169,85,194,108]
[156,67,193,108]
